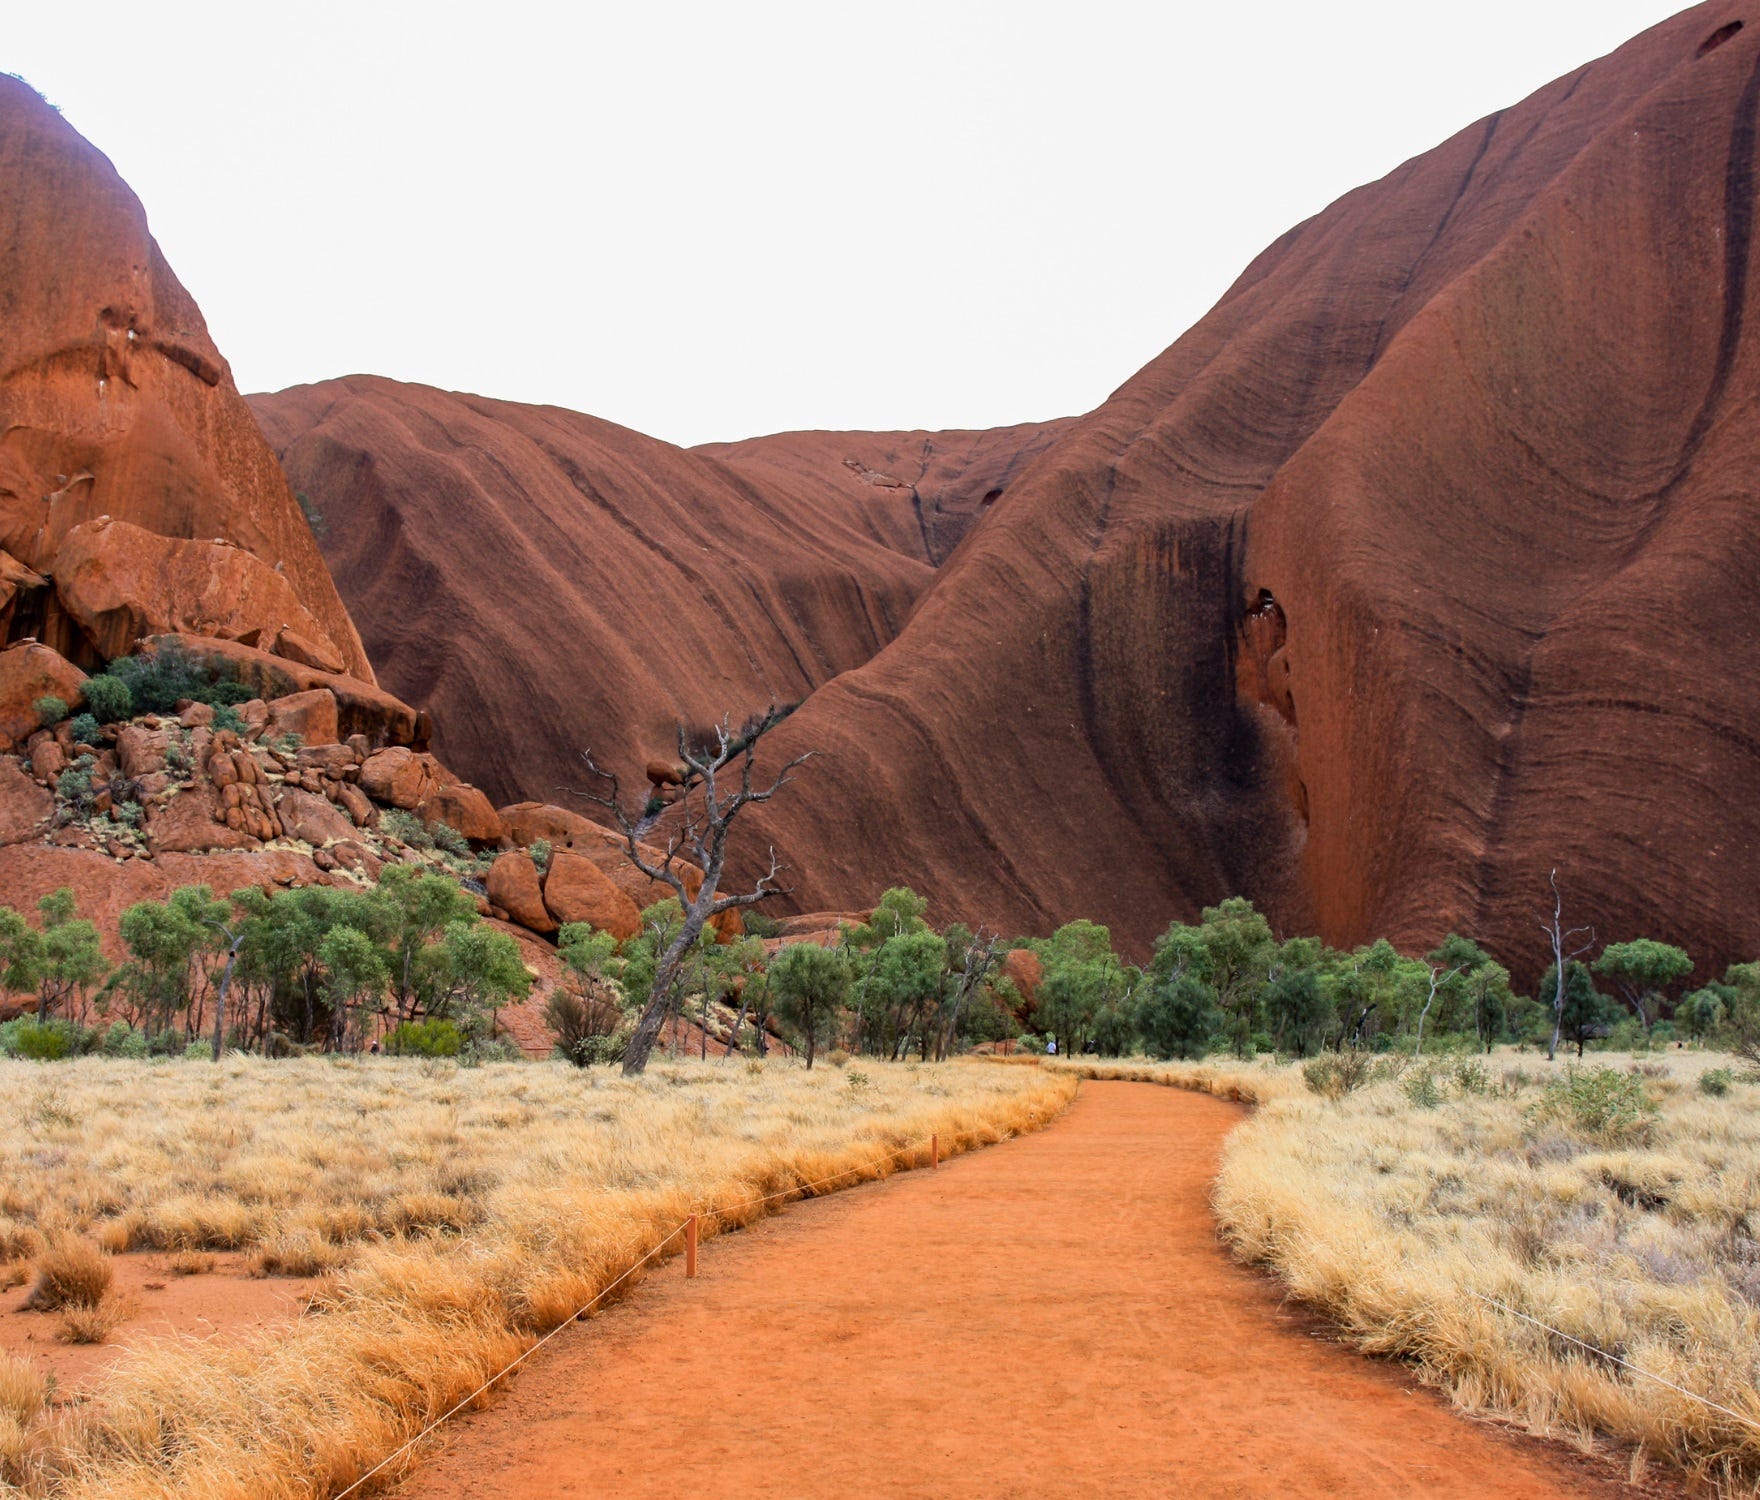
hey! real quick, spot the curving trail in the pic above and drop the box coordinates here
[398,1083,1653,1498]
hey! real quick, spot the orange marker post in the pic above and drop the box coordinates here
[685,1214,698,1278]
[931,1133,939,1170]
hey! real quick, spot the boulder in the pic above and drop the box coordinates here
[146,784,260,856]
[332,780,376,828]
[645,759,685,787]
[265,688,340,746]
[420,782,503,845]
[0,643,86,751]
[139,636,421,749]
[498,801,611,852]
[296,743,361,778]
[487,851,556,934]
[359,746,443,810]
[275,787,358,848]
[27,734,64,787]
[330,840,383,880]
[52,519,349,674]
[0,759,53,844]
[114,724,172,780]
[542,851,642,941]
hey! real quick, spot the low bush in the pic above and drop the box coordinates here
[1301,1050,1374,1099]
[1528,1065,1659,1144]
[105,643,253,716]
[66,711,101,745]
[1,1019,90,1061]
[1701,1067,1735,1097]
[385,1018,464,1057]
[33,695,67,727]
[80,673,133,724]
[24,1239,112,1311]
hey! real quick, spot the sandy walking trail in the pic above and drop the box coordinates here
[399,1081,1650,1498]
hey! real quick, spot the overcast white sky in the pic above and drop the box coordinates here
[12,1,1689,447]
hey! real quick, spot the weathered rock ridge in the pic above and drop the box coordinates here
[237,3,1760,982]
[249,378,1061,805]
[0,75,373,683]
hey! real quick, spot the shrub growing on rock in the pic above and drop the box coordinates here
[66,712,101,745]
[80,674,132,724]
[106,644,252,716]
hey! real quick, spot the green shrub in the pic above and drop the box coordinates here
[56,755,97,809]
[386,1018,464,1057]
[99,1022,148,1059]
[740,909,782,940]
[81,675,133,724]
[1402,1068,1443,1110]
[1302,1050,1374,1100]
[34,695,68,727]
[210,704,246,734]
[527,838,553,874]
[106,644,252,716]
[66,713,101,746]
[461,1037,523,1067]
[1701,1067,1735,1097]
[381,808,434,850]
[1450,1058,1492,1096]
[8,1019,76,1061]
[431,821,472,857]
[562,1027,633,1067]
[1530,1066,1660,1144]
[181,1039,212,1060]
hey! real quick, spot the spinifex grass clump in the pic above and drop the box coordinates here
[0,1054,1074,1498]
[1200,1051,1760,1492]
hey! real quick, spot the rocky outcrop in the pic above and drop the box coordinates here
[0,76,373,681]
[486,851,555,934]
[711,4,1760,981]
[0,643,84,750]
[542,851,643,940]
[53,520,347,671]
[248,378,1001,806]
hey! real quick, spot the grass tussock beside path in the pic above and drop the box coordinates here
[0,1056,1075,1498]
[1064,1050,1760,1492]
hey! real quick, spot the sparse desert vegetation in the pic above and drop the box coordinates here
[1065,1050,1760,1493]
[0,1054,1073,1496]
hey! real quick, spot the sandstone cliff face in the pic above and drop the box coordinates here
[724,1,1760,978]
[0,75,372,681]
[252,4,1760,982]
[248,378,970,805]
[695,421,1076,566]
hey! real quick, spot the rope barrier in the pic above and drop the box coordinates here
[1467,1291,1760,1437]
[333,1132,941,1497]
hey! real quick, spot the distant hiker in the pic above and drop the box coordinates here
[1046,1037,1057,1055]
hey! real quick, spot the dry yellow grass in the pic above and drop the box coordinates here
[1082,1048,1760,1493]
[0,1054,1073,1497]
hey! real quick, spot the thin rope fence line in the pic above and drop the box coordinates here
[332,1131,942,1498]
[1468,1291,1760,1436]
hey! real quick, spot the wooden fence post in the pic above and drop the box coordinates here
[685,1213,698,1278]
[931,1133,939,1170]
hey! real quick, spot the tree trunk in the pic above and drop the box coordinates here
[210,942,243,1063]
[622,908,711,1075]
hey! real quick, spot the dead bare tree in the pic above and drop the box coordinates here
[1540,868,1596,1063]
[569,708,809,1076]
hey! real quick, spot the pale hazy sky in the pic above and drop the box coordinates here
[12,1,1689,447]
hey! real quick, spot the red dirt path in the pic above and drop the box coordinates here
[398,1083,1658,1498]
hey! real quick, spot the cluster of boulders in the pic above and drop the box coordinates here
[484,801,742,944]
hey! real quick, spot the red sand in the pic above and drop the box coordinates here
[398,1083,1661,1498]
[1,1251,316,1394]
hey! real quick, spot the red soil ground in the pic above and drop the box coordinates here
[397,1083,1662,1498]
[1,1251,315,1394]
